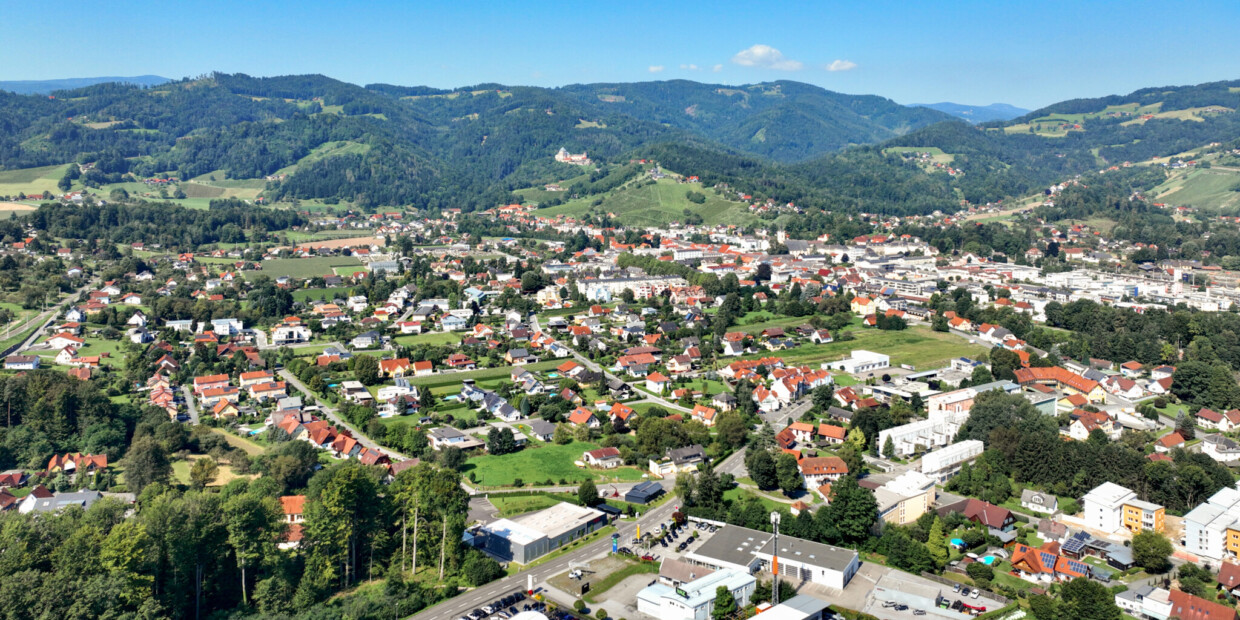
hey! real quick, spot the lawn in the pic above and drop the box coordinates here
[722,487,791,512]
[463,440,646,487]
[246,257,363,280]
[738,325,990,371]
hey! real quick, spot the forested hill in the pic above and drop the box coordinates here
[2,72,1240,214]
[552,80,955,161]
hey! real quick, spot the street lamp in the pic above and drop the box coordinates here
[770,511,781,606]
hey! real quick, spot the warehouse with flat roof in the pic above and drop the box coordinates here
[471,502,607,564]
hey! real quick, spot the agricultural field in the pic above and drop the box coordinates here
[883,146,955,165]
[1002,102,1161,136]
[462,440,646,487]
[245,256,363,280]
[273,140,372,176]
[1151,167,1240,211]
[0,164,71,197]
[537,176,755,228]
[738,325,990,371]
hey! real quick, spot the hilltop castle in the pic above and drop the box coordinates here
[555,147,591,166]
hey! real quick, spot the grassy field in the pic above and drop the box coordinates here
[394,332,461,347]
[883,146,955,165]
[211,428,266,456]
[537,176,754,227]
[291,287,352,302]
[406,360,560,390]
[274,140,372,176]
[583,560,659,604]
[463,440,646,487]
[1152,167,1240,211]
[488,493,567,517]
[247,257,363,280]
[722,487,790,512]
[738,325,989,371]
[0,164,71,196]
[171,455,256,487]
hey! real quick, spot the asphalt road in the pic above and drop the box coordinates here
[407,448,747,620]
[0,278,100,357]
[181,386,200,425]
[529,316,691,414]
[278,368,407,459]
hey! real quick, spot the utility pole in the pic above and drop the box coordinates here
[770,511,781,606]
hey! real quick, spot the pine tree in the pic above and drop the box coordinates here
[927,517,948,566]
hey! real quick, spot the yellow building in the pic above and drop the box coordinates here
[875,471,936,525]
[1122,500,1165,534]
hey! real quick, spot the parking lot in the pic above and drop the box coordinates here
[630,518,718,559]
[862,571,1005,619]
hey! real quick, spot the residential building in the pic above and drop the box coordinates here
[874,471,936,525]
[1082,482,1164,534]
[919,439,984,482]
[1183,487,1240,561]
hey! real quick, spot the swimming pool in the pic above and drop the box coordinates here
[981,555,997,565]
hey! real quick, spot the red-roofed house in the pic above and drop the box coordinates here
[1154,432,1186,453]
[645,372,670,393]
[1167,589,1239,620]
[799,456,848,488]
[817,424,846,445]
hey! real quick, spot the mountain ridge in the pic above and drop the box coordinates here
[909,102,1029,123]
[0,75,170,95]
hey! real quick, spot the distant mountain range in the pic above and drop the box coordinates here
[910,102,1029,123]
[0,75,169,95]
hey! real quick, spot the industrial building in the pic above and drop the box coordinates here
[470,502,607,564]
[636,568,755,620]
[685,525,860,590]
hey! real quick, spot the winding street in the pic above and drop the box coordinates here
[278,368,407,460]
[529,315,692,414]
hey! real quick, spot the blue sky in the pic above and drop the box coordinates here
[3,1,1239,108]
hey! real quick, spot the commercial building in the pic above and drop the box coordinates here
[636,568,755,620]
[471,502,606,564]
[1082,482,1164,534]
[685,525,860,590]
[824,350,889,375]
[920,440,984,481]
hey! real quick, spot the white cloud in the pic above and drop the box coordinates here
[680,64,700,71]
[825,59,858,72]
[712,64,723,73]
[730,44,803,71]
[648,65,665,73]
